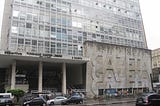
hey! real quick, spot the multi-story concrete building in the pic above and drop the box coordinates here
[152,48,160,82]
[0,0,152,97]
[152,48,160,92]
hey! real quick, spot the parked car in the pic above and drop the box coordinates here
[23,96,47,106]
[61,95,83,105]
[0,93,14,106]
[47,96,67,105]
[136,92,160,106]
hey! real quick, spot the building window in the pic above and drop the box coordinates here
[11,37,17,43]
[113,0,116,2]
[57,28,61,33]
[25,39,31,45]
[12,20,18,27]
[11,27,18,33]
[26,23,32,28]
[13,10,19,18]
[51,27,55,32]
[39,25,44,30]
[19,22,25,27]
[32,40,37,45]
[45,26,50,31]
[27,14,32,21]
[18,39,24,44]
[62,28,67,33]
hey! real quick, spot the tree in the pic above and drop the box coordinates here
[7,89,25,103]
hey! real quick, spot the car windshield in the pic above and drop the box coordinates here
[0,95,10,98]
[56,97,65,99]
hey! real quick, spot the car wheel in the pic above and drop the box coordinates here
[50,102,54,105]
[26,104,30,106]
[42,103,46,106]
[80,100,83,104]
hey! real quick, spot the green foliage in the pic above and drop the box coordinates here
[7,89,25,97]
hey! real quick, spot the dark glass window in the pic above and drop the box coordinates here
[57,28,61,32]
[26,23,32,28]
[51,27,55,32]
[18,39,24,44]
[62,28,66,33]
[32,40,37,45]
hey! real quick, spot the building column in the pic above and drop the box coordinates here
[38,61,43,92]
[11,61,16,89]
[62,63,66,94]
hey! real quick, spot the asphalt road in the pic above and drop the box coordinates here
[51,102,136,106]
[94,102,135,106]
[66,102,135,106]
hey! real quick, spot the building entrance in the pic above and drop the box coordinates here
[15,61,86,93]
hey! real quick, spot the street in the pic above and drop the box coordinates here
[81,97,136,106]
[52,102,135,106]
[108,102,135,106]
[52,101,136,106]
[52,97,136,106]
[87,102,135,106]
[90,102,135,106]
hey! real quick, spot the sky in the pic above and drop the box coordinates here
[139,0,160,50]
[0,0,159,50]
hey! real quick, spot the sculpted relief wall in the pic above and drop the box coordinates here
[84,42,152,97]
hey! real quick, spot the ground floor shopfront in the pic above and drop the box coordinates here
[0,52,87,94]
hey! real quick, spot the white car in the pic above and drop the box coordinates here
[0,93,14,106]
[47,96,67,105]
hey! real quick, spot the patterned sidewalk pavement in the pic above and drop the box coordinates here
[82,97,136,106]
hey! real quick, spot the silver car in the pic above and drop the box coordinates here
[47,96,67,105]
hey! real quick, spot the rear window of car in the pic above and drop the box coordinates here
[148,94,160,99]
[138,93,155,99]
[141,93,156,97]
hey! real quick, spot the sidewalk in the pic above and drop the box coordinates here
[82,97,136,106]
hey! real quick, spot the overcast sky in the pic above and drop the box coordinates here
[0,0,159,50]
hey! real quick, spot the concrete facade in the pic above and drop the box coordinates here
[1,0,12,50]
[84,41,152,97]
[152,48,160,69]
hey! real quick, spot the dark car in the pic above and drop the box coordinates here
[136,92,160,106]
[61,95,83,105]
[23,96,47,106]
